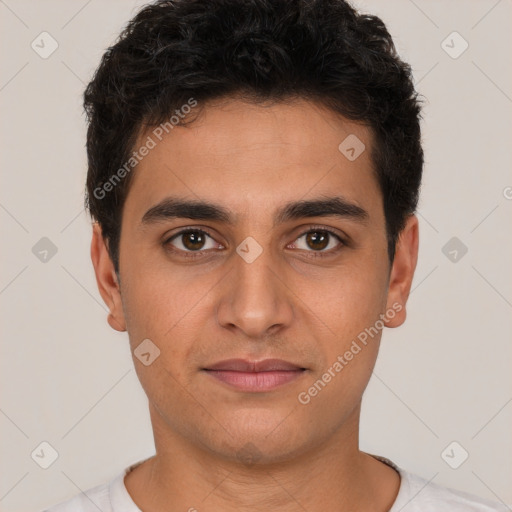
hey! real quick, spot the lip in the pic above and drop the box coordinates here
[203,358,306,392]
[204,358,304,372]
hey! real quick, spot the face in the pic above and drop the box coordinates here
[92,97,418,464]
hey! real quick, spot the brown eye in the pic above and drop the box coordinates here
[305,231,330,251]
[181,231,206,251]
[292,229,344,254]
[165,229,218,254]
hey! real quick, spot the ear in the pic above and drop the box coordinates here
[384,215,419,328]
[90,222,126,332]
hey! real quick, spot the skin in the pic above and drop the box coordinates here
[91,97,419,512]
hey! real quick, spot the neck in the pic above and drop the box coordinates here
[125,403,400,512]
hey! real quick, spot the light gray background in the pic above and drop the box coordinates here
[1,1,511,511]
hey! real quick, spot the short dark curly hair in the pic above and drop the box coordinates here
[84,0,423,273]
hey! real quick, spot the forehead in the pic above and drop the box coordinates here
[124,97,381,222]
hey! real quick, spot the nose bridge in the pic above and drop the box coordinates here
[216,241,293,338]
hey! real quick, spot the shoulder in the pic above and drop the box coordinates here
[369,454,507,512]
[393,468,508,511]
[40,459,147,512]
[41,480,112,512]
[40,458,148,512]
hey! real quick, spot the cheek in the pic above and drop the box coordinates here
[297,276,385,414]
[297,257,388,398]
[121,257,189,330]
[120,262,214,371]
[298,345,378,427]
[302,259,388,338]
[120,272,199,412]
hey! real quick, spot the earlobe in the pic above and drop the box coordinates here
[90,222,127,332]
[108,312,126,331]
[384,215,419,328]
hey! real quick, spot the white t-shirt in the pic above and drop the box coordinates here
[42,455,508,511]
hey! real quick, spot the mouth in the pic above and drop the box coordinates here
[202,358,307,392]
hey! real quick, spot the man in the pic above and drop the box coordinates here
[44,0,506,510]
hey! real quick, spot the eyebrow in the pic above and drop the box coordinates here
[140,196,369,227]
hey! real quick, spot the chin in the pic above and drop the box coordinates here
[199,413,314,465]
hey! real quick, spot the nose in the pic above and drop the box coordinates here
[215,246,294,339]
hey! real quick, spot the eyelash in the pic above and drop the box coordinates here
[163,225,346,260]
